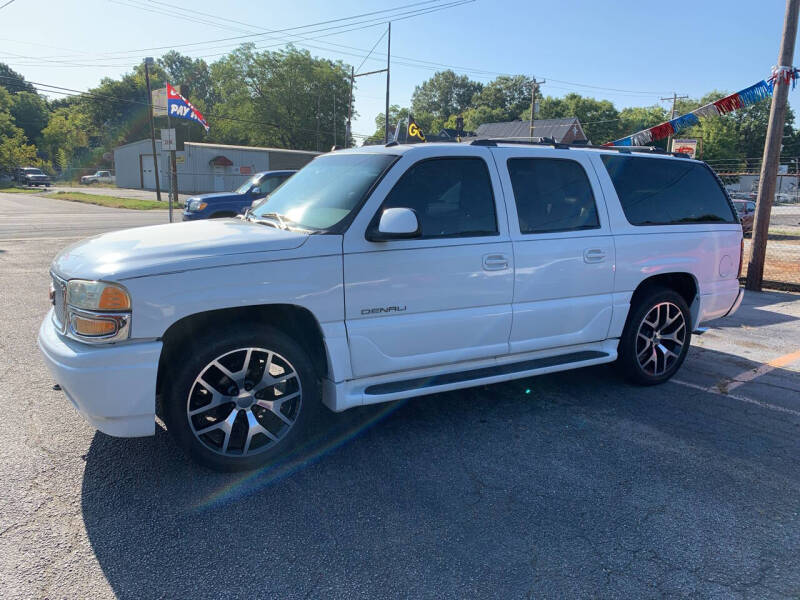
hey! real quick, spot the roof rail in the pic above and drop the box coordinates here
[469,138,691,158]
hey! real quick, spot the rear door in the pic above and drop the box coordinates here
[493,147,615,353]
[343,147,514,379]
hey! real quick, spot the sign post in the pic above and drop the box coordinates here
[160,128,176,222]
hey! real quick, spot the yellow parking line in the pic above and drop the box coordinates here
[717,348,800,393]
[768,349,800,368]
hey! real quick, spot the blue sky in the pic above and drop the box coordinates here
[1,0,798,140]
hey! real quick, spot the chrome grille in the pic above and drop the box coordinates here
[51,274,67,332]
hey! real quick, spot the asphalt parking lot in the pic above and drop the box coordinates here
[1,192,799,599]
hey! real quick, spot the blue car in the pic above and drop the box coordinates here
[182,170,296,221]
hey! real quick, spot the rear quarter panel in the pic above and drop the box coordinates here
[588,152,742,332]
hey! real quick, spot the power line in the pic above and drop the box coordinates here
[0,0,17,10]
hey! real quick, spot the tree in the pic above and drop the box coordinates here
[158,51,212,107]
[472,75,532,121]
[10,91,49,146]
[41,107,90,166]
[536,93,620,144]
[411,70,483,121]
[208,45,352,151]
[0,63,36,95]
[367,104,411,143]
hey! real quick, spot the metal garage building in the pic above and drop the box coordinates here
[113,140,319,194]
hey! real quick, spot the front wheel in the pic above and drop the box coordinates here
[162,324,323,471]
[617,287,692,385]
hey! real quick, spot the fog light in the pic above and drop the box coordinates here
[72,315,117,337]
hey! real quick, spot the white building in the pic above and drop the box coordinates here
[113,140,319,194]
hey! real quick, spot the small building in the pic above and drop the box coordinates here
[474,118,588,144]
[114,140,319,194]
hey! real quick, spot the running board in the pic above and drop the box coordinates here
[364,350,608,396]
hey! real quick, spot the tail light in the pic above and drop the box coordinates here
[737,238,744,279]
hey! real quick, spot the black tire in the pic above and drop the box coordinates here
[617,286,692,386]
[162,323,323,471]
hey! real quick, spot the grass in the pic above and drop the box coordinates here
[44,191,167,210]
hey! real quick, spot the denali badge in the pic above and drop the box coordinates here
[361,305,407,315]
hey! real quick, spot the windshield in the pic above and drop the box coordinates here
[235,175,259,195]
[24,168,43,174]
[250,153,396,230]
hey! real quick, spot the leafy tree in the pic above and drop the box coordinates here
[0,129,38,173]
[41,107,90,165]
[208,45,352,151]
[472,75,532,121]
[10,91,49,146]
[444,105,507,132]
[411,70,483,121]
[0,63,36,95]
[367,104,411,143]
[536,93,619,144]
[158,51,213,107]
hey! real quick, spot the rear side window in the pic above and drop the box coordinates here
[507,158,599,234]
[601,155,736,225]
[378,157,497,238]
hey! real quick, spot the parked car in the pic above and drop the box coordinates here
[182,170,296,220]
[15,167,51,187]
[39,142,744,471]
[81,170,115,185]
[732,199,755,235]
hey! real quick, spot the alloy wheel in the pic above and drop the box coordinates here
[186,347,302,457]
[635,302,686,377]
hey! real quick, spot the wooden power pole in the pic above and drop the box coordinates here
[746,0,800,291]
[528,77,544,141]
[143,57,162,204]
[660,92,688,151]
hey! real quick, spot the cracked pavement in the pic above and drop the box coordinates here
[1,192,799,599]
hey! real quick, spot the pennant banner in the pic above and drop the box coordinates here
[166,83,210,132]
[606,70,797,147]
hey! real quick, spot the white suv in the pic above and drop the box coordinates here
[38,141,744,470]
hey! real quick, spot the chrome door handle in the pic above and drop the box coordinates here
[583,248,607,263]
[483,253,509,271]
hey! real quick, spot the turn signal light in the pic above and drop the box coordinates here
[72,316,117,337]
[99,286,131,310]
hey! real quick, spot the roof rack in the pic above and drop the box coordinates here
[469,137,691,158]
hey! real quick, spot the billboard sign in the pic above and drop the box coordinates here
[671,138,699,159]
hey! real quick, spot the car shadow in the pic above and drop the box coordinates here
[81,345,800,599]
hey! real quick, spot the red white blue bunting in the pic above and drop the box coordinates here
[606,69,793,147]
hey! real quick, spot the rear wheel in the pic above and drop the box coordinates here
[617,287,691,385]
[162,324,323,471]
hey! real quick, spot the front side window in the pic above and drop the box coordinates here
[251,153,396,230]
[376,157,497,238]
[601,155,736,226]
[507,158,599,234]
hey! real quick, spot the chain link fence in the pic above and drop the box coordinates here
[712,158,800,290]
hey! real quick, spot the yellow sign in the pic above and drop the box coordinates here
[408,121,426,142]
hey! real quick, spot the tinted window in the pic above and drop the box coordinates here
[507,158,599,234]
[601,155,736,225]
[378,157,497,238]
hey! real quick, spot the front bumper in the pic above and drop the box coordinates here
[182,211,205,221]
[37,309,162,437]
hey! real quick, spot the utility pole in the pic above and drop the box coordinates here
[528,77,544,141]
[746,0,800,291]
[660,92,689,151]
[346,66,354,147]
[333,93,337,147]
[143,57,162,204]
[384,22,391,143]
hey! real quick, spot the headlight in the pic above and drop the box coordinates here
[68,280,131,311]
[63,280,131,343]
[187,198,207,211]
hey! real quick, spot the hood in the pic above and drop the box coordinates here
[52,218,308,281]
[191,191,245,202]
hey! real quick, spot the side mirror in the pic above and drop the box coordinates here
[367,207,421,241]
